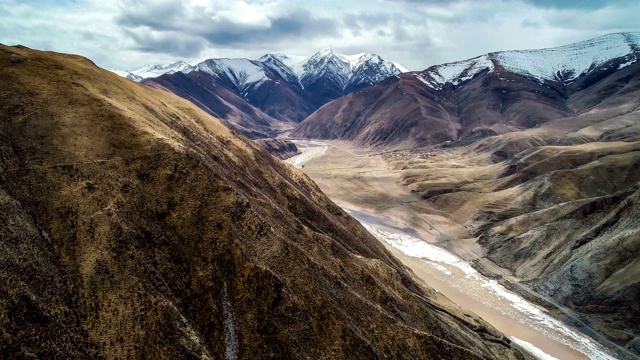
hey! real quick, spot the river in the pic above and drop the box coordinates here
[286,140,620,360]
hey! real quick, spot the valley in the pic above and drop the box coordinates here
[2,26,640,359]
[286,140,636,359]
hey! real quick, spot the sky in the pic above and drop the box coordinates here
[1,0,640,71]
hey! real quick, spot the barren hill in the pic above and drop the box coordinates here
[0,45,527,359]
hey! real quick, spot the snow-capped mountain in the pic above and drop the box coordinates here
[258,53,303,86]
[194,58,269,94]
[110,61,194,82]
[138,50,408,127]
[110,69,144,82]
[416,32,640,90]
[298,48,408,97]
[293,32,640,147]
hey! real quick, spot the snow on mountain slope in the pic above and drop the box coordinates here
[110,61,193,82]
[109,69,143,82]
[258,54,301,86]
[299,48,352,89]
[393,62,410,73]
[416,56,494,90]
[298,48,408,92]
[416,32,640,90]
[194,58,269,93]
[112,49,407,96]
[494,33,639,81]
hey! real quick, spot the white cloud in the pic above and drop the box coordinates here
[1,0,639,70]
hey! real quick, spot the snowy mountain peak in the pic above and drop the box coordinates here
[299,49,407,92]
[258,53,287,63]
[194,58,268,93]
[319,47,336,56]
[110,61,194,82]
[416,32,640,90]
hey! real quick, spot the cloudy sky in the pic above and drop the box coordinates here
[1,0,640,71]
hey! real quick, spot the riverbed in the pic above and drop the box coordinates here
[286,140,619,360]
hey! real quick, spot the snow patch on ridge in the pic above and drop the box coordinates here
[418,55,494,90]
[417,32,640,90]
[195,58,268,92]
[112,61,194,82]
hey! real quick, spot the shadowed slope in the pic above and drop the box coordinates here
[144,71,294,139]
[0,45,526,359]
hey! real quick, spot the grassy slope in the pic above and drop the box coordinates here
[0,45,525,359]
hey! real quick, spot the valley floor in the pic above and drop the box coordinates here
[286,140,620,360]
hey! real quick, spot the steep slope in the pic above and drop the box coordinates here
[0,45,527,359]
[254,138,300,160]
[293,33,640,148]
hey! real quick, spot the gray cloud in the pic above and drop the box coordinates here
[116,2,186,32]
[117,3,340,55]
[122,28,206,57]
[199,10,340,46]
[1,0,640,71]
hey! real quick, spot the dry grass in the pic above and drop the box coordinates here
[0,45,526,359]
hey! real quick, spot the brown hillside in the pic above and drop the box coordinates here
[0,45,527,359]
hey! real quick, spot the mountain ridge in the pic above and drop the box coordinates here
[292,32,640,148]
[139,49,407,134]
[416,32,640,90]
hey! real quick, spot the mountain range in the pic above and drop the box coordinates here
[3,30,640,359]
[112,49,407,139]
[292,32,640,147]
[289,32,640,357]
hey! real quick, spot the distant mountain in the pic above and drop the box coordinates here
[292,33,640,147]
[110,61,194,82]
[146,71,294,139]
[299,48,409,98]
[113,50,407,138]
[417,32,640,90]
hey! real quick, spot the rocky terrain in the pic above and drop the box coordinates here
[0,44,529,359]
[292,33,640,148]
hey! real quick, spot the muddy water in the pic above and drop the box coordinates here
[287,141,619,360]
[347,208,617,360]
